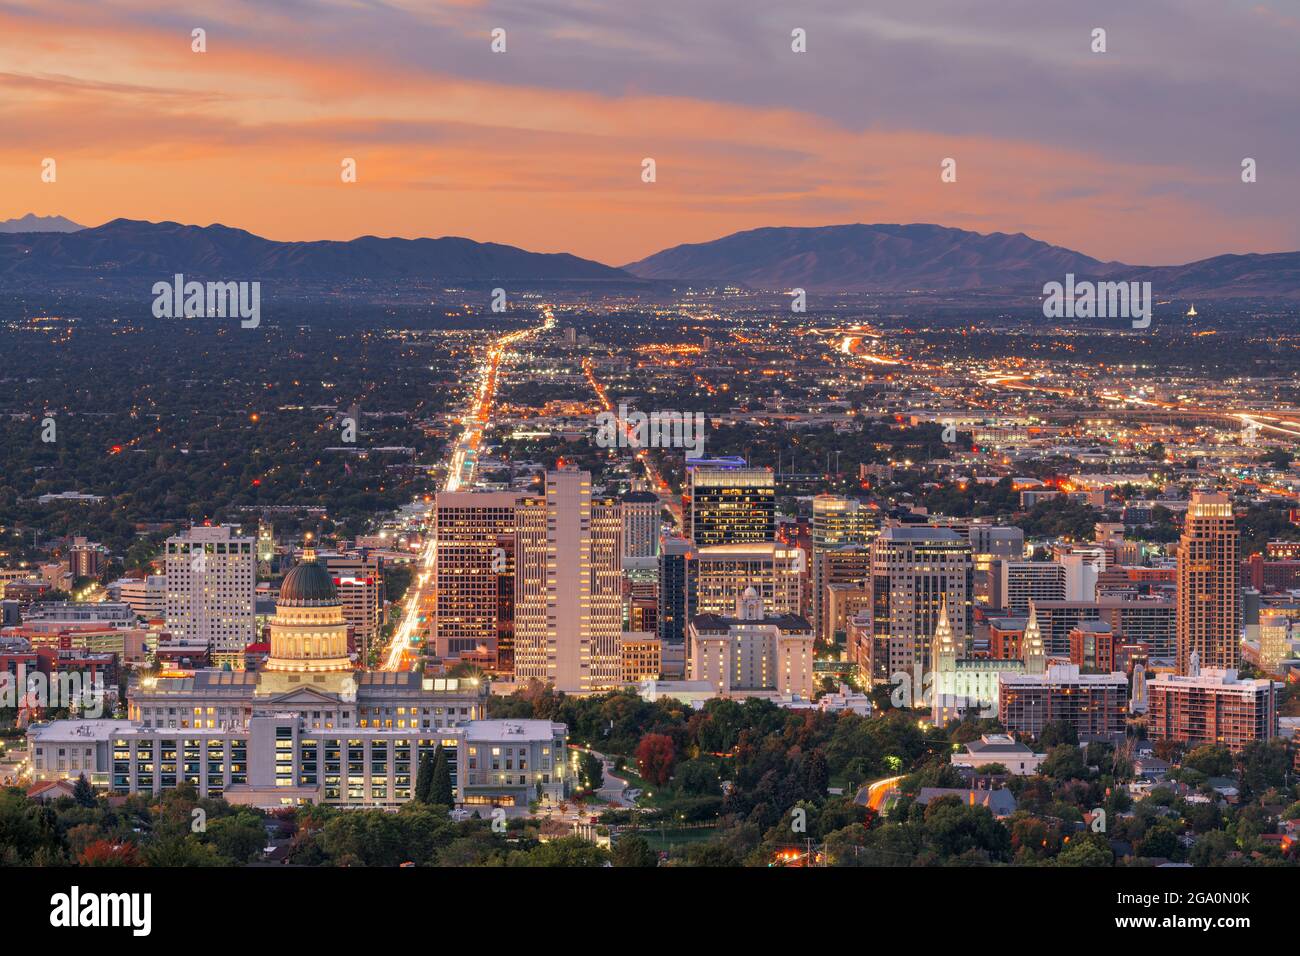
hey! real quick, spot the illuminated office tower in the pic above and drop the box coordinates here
[688,588,815,699]
[658,536,694,651]
[433,491,519,672]
[996,556,1096,614]
[513,470,622,693]
[812,546,871,643]
[691,542,804,619]
[969,525,1024,562]
[1176,492,1240,673]
[686,463,775,547]
[810,496,877,647]
[164,525,256,666]
[319,549,384,666]
[621,491,661,563]
[811,494,880,548]
[970,525,1023,606]
[868,526,972,675]
[1257,608,1292,675]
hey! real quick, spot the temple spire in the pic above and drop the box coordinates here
[1023,600,1045,674]
[934,593,957,655]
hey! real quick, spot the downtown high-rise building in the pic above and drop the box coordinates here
[1148,666,1274,752]
[621,491,661,563]
[513,470,622,692]
[256,520,276,574]
[868,526,972,675]
[686,463,775,547]
[1033,597,1177,660]
[319,549,385,666]
[1176,491,1240,673]
[810,495,877,645]
[995,554,1096,614]
[691,542,804,619]
[811,494,880,548]
[164,525,256,664]
[657,535,694,651]
[812,545,871,644]
[433,491,519,672]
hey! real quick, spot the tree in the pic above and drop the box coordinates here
[143,835,224,866]
[207,813,268,864]
[1135,824,1180,861]
[636,733,677,787]
[430,745,455,807]
[1238,739,1292,794]
[72,773,96,808]
[1183,743,1233,778]
[1037,720,1078,749]
[1041,745,1088,781]
[612,834,658,868]
[578,751,603,793]
[0,790,58,863]
[78,840,143,867]
[1057,834,1112,867]
[415,753,434,804]
[674,758,720,796]
[1188,830,1236,867]
[909,797,1012,863]
[506,837,609,867]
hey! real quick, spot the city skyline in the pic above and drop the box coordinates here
[2,0,1299,899]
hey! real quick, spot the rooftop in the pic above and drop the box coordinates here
[691,612,813,633]
[462,720,564,742]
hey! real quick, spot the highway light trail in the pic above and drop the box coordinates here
[380,309,553,671]
[583,356,684,533]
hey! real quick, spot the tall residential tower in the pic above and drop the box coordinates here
[513,470,622,692]
[1176,492,1240,673]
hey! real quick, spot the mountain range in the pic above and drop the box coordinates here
[0,213,84,234]
[0,217,1296,299]
[622,223,1300,298]
[0,219,625,283]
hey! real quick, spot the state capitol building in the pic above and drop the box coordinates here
[27,556,571,812]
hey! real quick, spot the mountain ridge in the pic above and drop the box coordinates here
[623,223,1300,298]
[0,213,85,234]
[0,218,630,282]
[2,218,1296,298]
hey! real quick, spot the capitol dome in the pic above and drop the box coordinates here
[262,551,353,678]
[279,559,338,607]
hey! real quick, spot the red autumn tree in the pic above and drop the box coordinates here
[78,839,143,867]
[635,733,677,787]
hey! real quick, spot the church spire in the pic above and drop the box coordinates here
[935,593,957,655]
[1023,600,1045,674]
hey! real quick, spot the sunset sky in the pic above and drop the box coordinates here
[2,0,1296,266]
